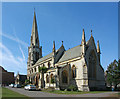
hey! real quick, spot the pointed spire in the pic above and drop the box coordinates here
[97,40,101,53]
[81,29,86,45]
[53,41,55,52]
[31,9,39,47]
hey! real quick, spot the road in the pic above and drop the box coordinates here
[5,87,119,98]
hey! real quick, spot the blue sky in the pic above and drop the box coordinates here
[1,2,118,75]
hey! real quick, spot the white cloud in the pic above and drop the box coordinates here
[19,45,25,61]
[0,32,29,47]
[0,42,27,75]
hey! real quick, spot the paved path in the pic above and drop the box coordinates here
[5,87,119,98]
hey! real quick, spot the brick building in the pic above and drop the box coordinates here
[0,66,14,86]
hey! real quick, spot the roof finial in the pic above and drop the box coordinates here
[83,28,84,32]
[62,41,63,46]
[91,30,93,37]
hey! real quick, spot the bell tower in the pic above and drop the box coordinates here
[27,10,42,67]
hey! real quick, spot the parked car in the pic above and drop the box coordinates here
[9,84,15,88]
[14,84,21,88]
[24,85,36,91]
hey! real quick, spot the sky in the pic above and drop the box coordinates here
[0,2,118,76]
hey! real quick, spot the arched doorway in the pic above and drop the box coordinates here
[46,74,49,83]
[35,74,39,87]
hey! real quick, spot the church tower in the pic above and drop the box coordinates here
[27,10,42,67]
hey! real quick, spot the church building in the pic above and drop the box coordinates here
[27,10,105,91]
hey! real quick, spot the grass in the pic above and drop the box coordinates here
[1,87,32,98]
[42,90,112,94]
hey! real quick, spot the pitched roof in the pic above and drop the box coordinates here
[58,45,83,63]
[35,45,65,64]
[36,52,53,64]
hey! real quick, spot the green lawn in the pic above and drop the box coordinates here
[42,90,111,94]
[1,87,31,99]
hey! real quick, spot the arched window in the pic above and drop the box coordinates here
[43,64,45,67]
[34,67,36,72]
[72,65,76,78]
[36,52,39,61]
[48,62,50,68]
[50,74,55,83]
[88,50,96,79]
[62,70,68,84]
[46,74,49,83]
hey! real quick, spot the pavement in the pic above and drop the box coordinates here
[5,86,120,98]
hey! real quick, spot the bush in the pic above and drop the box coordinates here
[39,67,47,73]
[51,78,55,83]
[25,79,30,86]
[67,85,78,91]
[44,87,55,91]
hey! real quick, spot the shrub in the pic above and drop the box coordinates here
[39,67,47,73]
[68,85,78,91]
[25,79,30,85]
[51,78,55,83]
[44,87,55,91]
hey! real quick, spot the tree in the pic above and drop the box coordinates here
[25,79,30,85]
[38,66,47,88]
[106,59,120,89]
[38,66,47,73]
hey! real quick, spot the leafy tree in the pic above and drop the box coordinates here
[51,78,55,83]
[38,66,47,88]
[38,66,47,73]
[25,79,30,85]
[106,59,120,89]
[68,85,78,91]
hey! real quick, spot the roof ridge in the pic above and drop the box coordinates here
[65,44,82,52]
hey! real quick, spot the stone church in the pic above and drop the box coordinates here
[27,10,105,91]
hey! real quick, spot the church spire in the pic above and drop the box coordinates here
[81,29,86,45]
[31,9,39,47]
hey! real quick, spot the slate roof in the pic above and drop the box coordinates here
[36,52,53,64]
[36,44,83,64]
[58,45,83,63]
